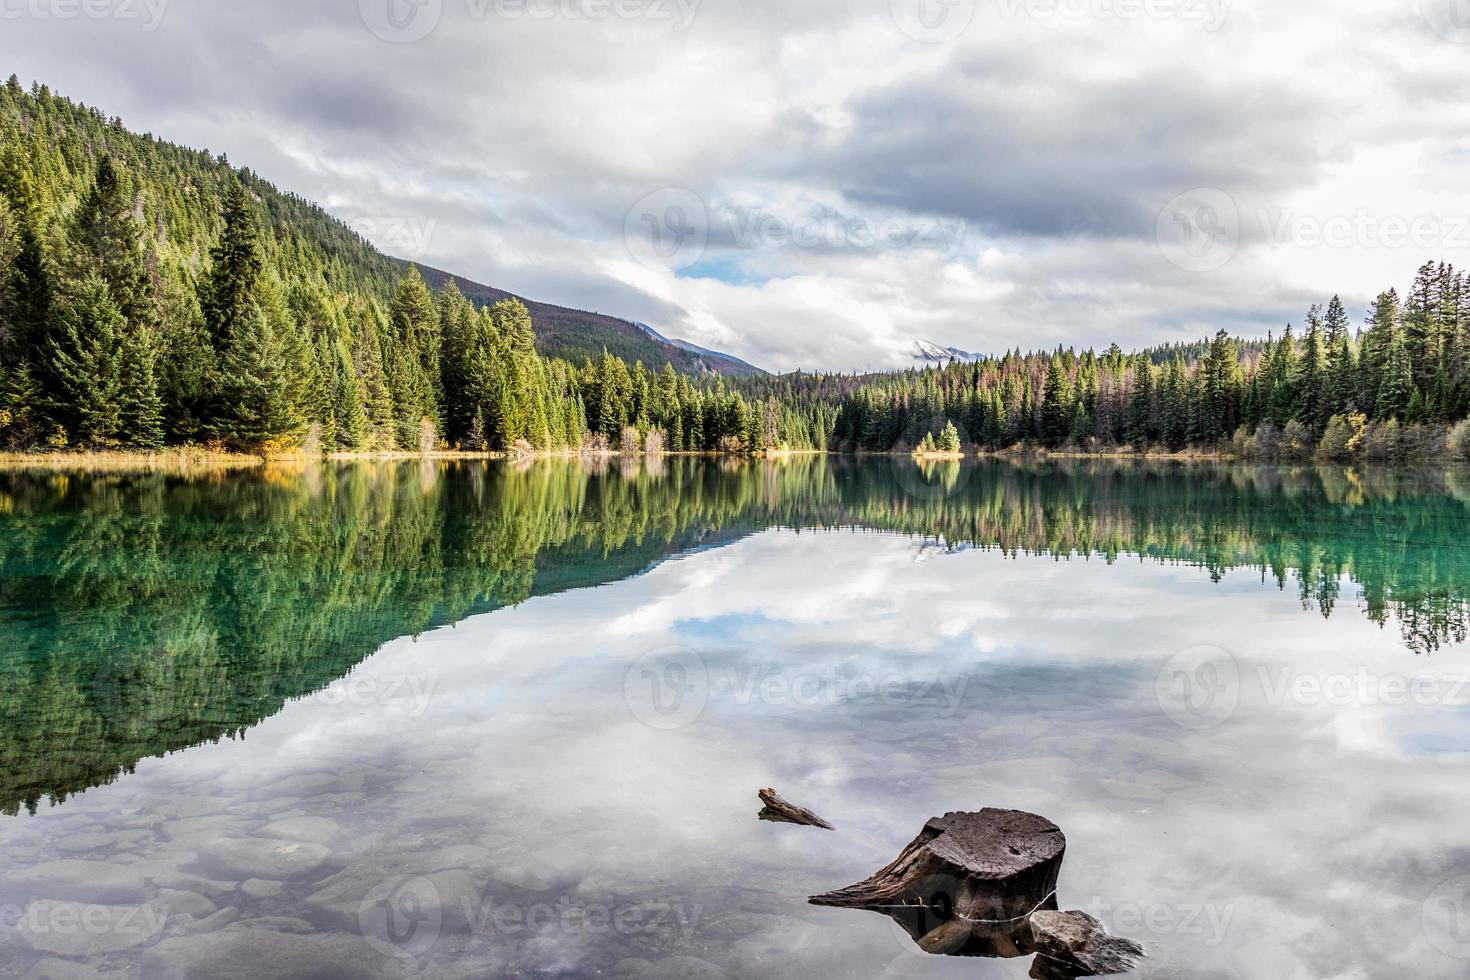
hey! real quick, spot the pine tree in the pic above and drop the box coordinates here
[65,156,152,325]
[117,326,165,449]
[1298,308,1329,431]
[200,179,263,346]
[1069,401,1092,445]
[940,420,961,453]
[1124,353,1155,447]
[1376,329,1414,421]
[46,275,125,448]
[1160,357,1188,450]
[1404,261,1443,387]
[212,302,306,450]
[0,140,52,360]
[1039,355,1072,447]
[391,266,441,433]
[1198,330,1241,442]
[1360,290,1399,410]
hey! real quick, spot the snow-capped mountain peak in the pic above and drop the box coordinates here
[912,340,984,365]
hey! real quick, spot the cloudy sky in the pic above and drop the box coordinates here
[5,0,1470,371]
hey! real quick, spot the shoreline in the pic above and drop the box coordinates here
[0,445,1463,472]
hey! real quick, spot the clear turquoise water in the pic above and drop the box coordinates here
[1,458,1468,979]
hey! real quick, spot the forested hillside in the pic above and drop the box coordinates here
[3,77,1469,461]
[737,276,1470,460]
[0,78,793,454]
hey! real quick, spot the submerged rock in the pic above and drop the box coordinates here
[1,859,149,904]
[306,866,485,934]
[18,898,167,956]
[197,838,333,882]
[22,958,104,980]
[259,817,339,844]
[141,930,414,980]
[241,878,285,901]
[1029,910,1145,976]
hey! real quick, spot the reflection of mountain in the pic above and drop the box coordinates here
[2,458,1469,815]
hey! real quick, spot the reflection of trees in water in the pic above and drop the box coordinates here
[1,458,1467,816]
[0,460,777,816]
[821,459,1470,656]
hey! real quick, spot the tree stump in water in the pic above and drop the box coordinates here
[757,788,835,830]
[812,809,1064,915]
[810,809,1141,973]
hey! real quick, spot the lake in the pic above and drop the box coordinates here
[1,457,1468,979]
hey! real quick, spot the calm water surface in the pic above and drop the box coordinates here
[1,458,1469,979]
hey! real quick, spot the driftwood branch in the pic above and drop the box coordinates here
[757,788,835,830]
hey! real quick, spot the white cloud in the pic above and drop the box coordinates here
[4,0,1467,370]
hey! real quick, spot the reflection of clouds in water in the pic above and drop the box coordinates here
[4,529,1469,978]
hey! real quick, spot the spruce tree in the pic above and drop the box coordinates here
[1039,355,1072,447]
[1298,309,1329,431]
[1360,290,1399,410]
[1376,329,1414,421]
[212,302,306,449]
[200,179,263,346]
[940,420,961,453]
[46,275,125,447]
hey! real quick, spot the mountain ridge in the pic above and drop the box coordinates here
[405,261,762,376]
